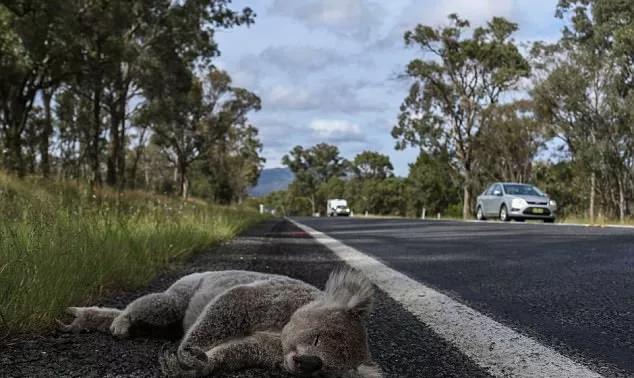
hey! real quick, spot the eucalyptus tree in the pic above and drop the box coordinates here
[282,143,348,215]
[393,14,530,218]
[352,150,393,179]
[532,0,633,221]
[0,1,73,176]
[144,68,260,198]
[473,100,544,186]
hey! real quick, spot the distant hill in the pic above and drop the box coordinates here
[249,167,294,197]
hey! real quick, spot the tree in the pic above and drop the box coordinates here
[406,150,461,217]
[282,143,348,215]
[473,100,544,185]
[393,14,530,219]
[0,1,72,176]
[144,68,260,199]
[202,123,264,204]
[352,151,393,179]
[532,0,633,221]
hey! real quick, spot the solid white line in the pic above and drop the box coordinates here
[287,218,603,378]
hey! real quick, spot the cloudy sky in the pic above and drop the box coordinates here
[215,0,565,176]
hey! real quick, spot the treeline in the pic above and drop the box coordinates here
[264,1,633,222]
[0,0,263,202]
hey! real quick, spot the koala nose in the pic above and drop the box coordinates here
[293,354,323,374]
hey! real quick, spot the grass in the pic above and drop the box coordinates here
[559,216,634,226]
[0,172,266,336]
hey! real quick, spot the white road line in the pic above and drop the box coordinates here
[287,218,603,378]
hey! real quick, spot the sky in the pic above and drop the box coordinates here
[215,0,566,176]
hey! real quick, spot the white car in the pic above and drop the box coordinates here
[476,183,557,222]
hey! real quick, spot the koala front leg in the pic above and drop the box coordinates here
[175,285,257,371]
[160,332,282,377]
[206,331,283,372]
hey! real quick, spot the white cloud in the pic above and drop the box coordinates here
[237,46,346,81]
[375,0,515,50]
[309,119,364,142]
[269,0,384,40]
[261,82,386,113]
[267,85,313,110]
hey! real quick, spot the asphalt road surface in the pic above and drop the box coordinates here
[2,218,631,377]
[291,217,634,378]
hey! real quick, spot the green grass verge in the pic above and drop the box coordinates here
[0,172,266,335]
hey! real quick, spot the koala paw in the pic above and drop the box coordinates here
[56,307,86,333]
[110,314,131,338]
[159,345,208,378]
[177,346,209,371]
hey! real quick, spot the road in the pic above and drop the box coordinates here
[291,217,634,378]
[2,218,631,377]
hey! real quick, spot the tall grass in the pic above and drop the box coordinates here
[0,173,265,335]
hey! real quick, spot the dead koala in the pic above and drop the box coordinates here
[60,269,382,378]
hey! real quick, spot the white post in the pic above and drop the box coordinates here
[421,207,426,219]
[259,204,264,214]
[365,211,368,217]
[437,213,441,220]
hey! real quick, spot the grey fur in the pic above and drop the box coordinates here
[61,270,382,377]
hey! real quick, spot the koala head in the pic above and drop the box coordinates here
[281,270,374,376]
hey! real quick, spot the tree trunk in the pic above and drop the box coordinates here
[5,129,25,177]
[90,84,103,188]
[310,194,316,216]
[589,172,596,222]
[117,112,126,191]
[40,88,55,177]
[177,157,189,199]
[106,101,120,187]
[462,185,471,220]
[618,173,626,223]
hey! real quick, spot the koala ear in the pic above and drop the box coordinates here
[324,269,374,317]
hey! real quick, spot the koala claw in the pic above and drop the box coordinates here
[109,314,131,338]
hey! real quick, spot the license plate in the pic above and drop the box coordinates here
[533,208,544,214]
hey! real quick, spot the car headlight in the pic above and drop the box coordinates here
[549,200,557,208]
[511,198,528,208]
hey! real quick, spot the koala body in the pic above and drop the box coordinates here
[61,270,381,378]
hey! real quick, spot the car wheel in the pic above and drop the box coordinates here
[476,206,486,221]
[544,218,555,223]
[499,205,510,222]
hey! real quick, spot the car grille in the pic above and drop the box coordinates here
[527,201,548,205]
[523,207,551,216]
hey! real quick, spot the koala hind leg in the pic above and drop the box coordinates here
[111,292,187,338]
[58,306,122,333]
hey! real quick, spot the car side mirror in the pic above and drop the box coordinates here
[493,190,502,196]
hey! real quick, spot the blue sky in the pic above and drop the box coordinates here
[215,0,565,176]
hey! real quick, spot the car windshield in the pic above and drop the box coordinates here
[503,184,544,196]
[336,205,347,209]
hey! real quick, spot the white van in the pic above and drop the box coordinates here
[326,199,350,217]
